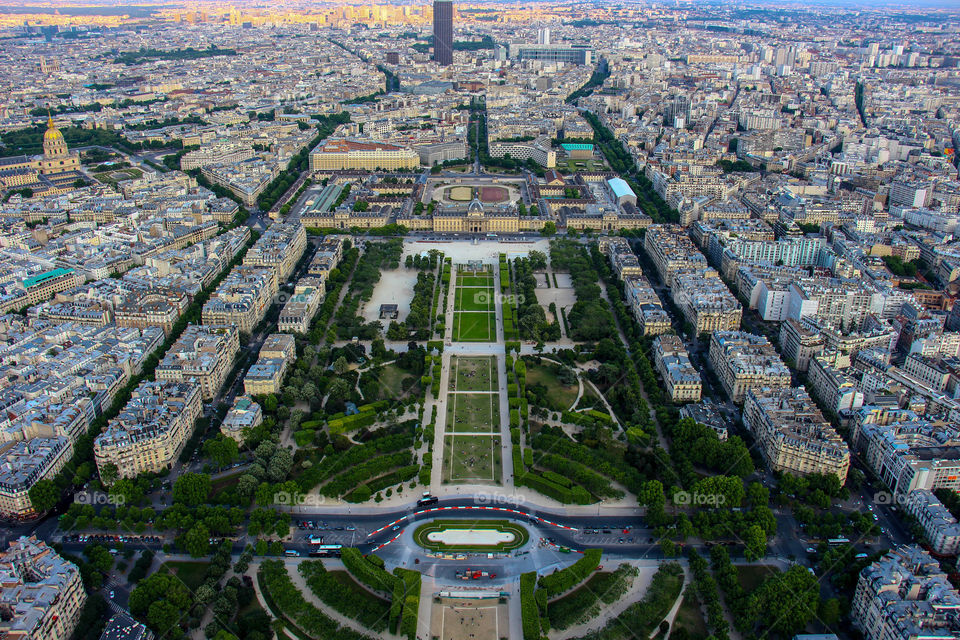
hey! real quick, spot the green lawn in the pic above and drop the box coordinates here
[94,167,143,188]
[452,356,496,392]
[455,286,494,312]
[374,363,417,400]
[457,275,494,287]
[412,519,529,552]
[454,312,496,342]
[160,561,209,590]
[525,360,579,411]
[443,434,501,483]
[737,565,780,594]
[672,594,709,638]
[446,393,497,433]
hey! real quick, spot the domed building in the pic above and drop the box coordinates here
[0,115,83,196]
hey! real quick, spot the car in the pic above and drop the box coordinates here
[618,538,624,543]
[806,547,816,553]
[345,526,356,531]
[392,525,400,531]
[602,530,611,534]
[109,591,114,599]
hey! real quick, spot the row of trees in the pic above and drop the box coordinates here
[257,560,371,640]
[300,561,391,632]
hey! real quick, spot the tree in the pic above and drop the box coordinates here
[204,436,239,469]
[541,221,556,236]
[237,474,259,498]
[195,584,216,605]
[742,524,766,561]
[172,472,211,506]
[754,565,819,636]
[129,573,193,633]
[327,378,350,402]
[28,480,59,513]
[110,477,144,506]
[818,598,841,625]
[528,250,547,270]
[333,356,350,375]
[183,522,210,557]
[100,463,119,486]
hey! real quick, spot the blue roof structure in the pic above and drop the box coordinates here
[606,177,636,200]
[561,143,594,151]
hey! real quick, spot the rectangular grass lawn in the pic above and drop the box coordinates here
[446,393,497,433]
[454,312,496,341]
[455,286,495,312]
[443,434,502,483]
[457,274,494,287]
[452,356,496,392]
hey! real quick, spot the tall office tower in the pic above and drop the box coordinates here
[537,27,551,45]
[433,0,453,66]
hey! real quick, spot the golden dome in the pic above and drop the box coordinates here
[43,116,65,145]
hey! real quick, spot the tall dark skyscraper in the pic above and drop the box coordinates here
[432,0,453,66]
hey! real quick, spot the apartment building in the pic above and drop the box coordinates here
[853,407,960,497]
[743,387,850,481]
[600,237,644,278]
[221,396,262,443]
[709,331,792,404]
[155,324,240,400]
[0,536,86,640]
[114,290,190,336]
[808,352,865,415]
[242,222,307,291]
[309,139,420,171]
[93,381,202,478]
[779,318,826,372]
[902,353,957,394]
[622,275,672,336]
[201,266,274,334]
[652,335,702,402]
[0,437,73,519]
[22,269,83,306]
[308,236,346,279]
[643,225,708,287]
[903,489,960,556]
[243,333,295,396]
[671,271,742,335]
[278,277,325,334]
[851,546,960,640]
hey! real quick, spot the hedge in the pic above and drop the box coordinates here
[297,433,413,492]
[512,445,524,476]
[394,568,421,640]
[345,464,419,501]
[294,429,315,446]
[340,547,398,593]
[299,561,391,631]
[541,470,573,488]
[320,451,413,497]
[516,472,591,505]
[327,411,377,435]
[257,559,372,640]
[538,549,602,597]
[535,452,623,499]
[587,409,613,423]
[418,465,432,485]
[521,571,541,640]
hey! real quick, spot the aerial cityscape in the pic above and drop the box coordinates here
[1,1,960,639]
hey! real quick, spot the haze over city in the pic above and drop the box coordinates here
[0,2,959,640]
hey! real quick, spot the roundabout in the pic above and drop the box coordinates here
[413,519,530,552]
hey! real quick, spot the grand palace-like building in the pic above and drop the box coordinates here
[0,117,83,195]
